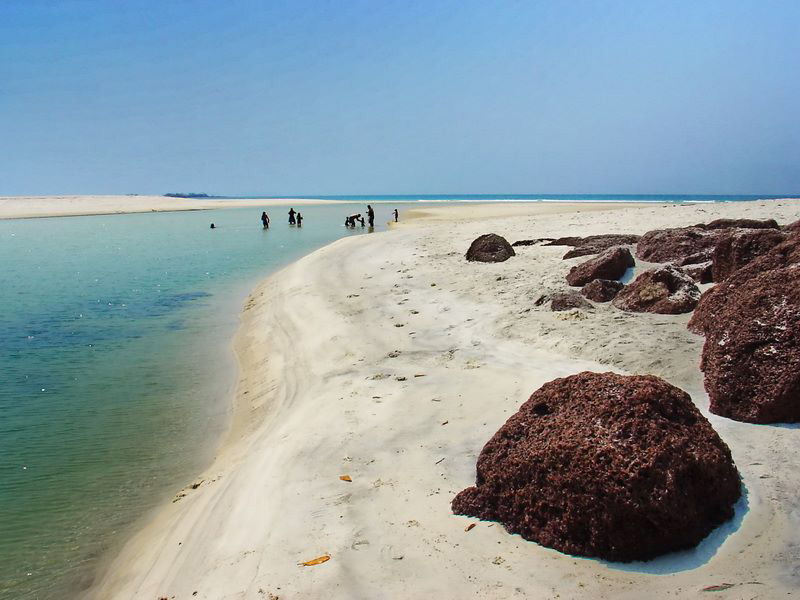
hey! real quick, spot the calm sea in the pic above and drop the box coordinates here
[0,195,794,599]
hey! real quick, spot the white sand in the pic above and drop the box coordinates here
[0,195,343,219]
[91,200,800,599]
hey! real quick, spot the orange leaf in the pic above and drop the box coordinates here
[301,554,330,566]
[339,475,352,482]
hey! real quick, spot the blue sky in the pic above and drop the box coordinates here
[1,0,798,195]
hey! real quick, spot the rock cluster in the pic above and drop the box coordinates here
[689,235,800,423]
[452,372,741,562]
[696,218,779,231]
[612,265,699,314]
[566,247,634,287]
[581,279,624,302]
[465,234,515,263]
[544,234,640,259]
[635,227,723,266]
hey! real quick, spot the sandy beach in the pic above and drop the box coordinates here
[0,195,344,220]
[90,199,800,599]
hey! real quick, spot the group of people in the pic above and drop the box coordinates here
[213,205,398,231]
[260,208,303,229]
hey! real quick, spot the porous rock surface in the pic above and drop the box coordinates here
[566,246,634,287]
[465,234,515,263]
[581,279,624,302]
[612,265,699,314]
[683,262,713,284]
[689,236,800,423]
[549,291,593,311]
[452,372,741,562]
[711,229,787,282]
[635,227,724,265]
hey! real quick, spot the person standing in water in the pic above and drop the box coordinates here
[393,208,398,222]
[288,207,296,224]
[367,204,375,227]
[297,212,303,227]
[261,211,270,228]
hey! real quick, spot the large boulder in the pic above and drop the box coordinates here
[452,372,741,562]
[688,236,800,424]
[581,279,624,302]
[635,227,724,265]
[612,265,700,314]
[689,236,800,334]
[566,246,634,287]
[711,229,787,282]
[465,234,515,263]
[550,291,593,311]
[696,218,779,230]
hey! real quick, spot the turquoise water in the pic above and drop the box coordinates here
[0,204,389,599]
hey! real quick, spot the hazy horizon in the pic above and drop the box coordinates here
[2,1,799,196]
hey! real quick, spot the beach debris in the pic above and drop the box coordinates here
[580,279,623,302]
[710,228,787,282]
[435,457,445,465]
[465,233,515,263]
[612,265,699,314]
[387,350,401,358]
[566,246,634,287]
[190,479,204,489]
[689,235,800,423]
[395,376,407,381]
[340,475,352,482]
[465,523,476,532]
[701,583,736,592]
[300,554,330,566]
[441,420,449,425]
[549,291,593,312]
[394,323,405,328]
[414,373,426,377]
[452,372,741,562]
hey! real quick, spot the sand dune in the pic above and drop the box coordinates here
[91,199,800,599]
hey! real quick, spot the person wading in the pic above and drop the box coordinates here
[261,211,270,228]
[367,204,375,227]
[288,207,296,225]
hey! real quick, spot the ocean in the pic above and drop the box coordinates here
[0,195,795,599]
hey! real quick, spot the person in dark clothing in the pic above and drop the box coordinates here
[393,208,398,222]
[358,215,365,227]
[296,212,303,227]
[288,208,296,224]
[261,211,270,228]
[367,204,375,227]
[210,223,216,229]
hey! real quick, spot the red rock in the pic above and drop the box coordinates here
[581,279,624,302]
[783,219,800,233]
[688,237,800,423]
[683,262,713,284]
[711,229,787,282]
[512,238,555,247]
[543,234,640,259]
[465,234,515,263]
[452,372,741,562]
[550,291,593,311]
[696,218,779,230]
[689,236,800,334]
[566,247,634,287]
[612,265,699,314]
[635,227,724,265]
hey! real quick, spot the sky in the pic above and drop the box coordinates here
[1,0,799,196]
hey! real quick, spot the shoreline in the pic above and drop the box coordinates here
[0,195,346,220]
[90,199,800,599]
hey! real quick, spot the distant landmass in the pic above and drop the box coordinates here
[164,192,211,198]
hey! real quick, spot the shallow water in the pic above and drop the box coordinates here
[0,204,388,599]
